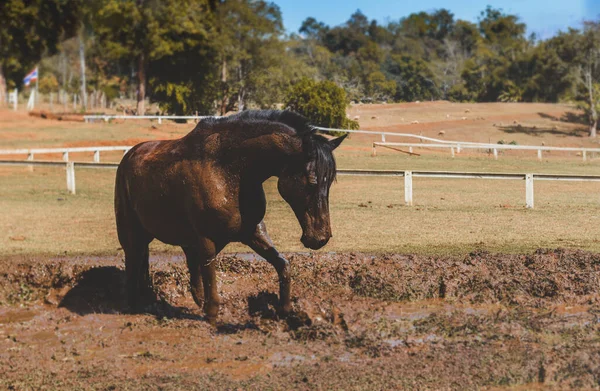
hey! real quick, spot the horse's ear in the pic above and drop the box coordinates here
[329,134,348,150]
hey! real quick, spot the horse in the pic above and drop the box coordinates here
[114,110,346,323]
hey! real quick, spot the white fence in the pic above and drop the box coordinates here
[0,146,131,162]
[2,160,600,209]
[83,115,215,124]
[79,116,600,161]
[8,89,18,111]
[372,142,600,161]
[81,116,478,145]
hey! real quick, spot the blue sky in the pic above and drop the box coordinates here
[276,0,600,39]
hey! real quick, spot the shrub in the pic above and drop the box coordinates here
[284,78,359,136]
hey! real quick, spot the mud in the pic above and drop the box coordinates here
[1,249,600,390]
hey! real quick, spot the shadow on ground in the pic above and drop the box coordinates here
[58,266,202,320]
[499,124,587,138]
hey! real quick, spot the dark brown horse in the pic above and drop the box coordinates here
[115,110,346,322]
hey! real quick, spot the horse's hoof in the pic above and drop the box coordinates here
[205,316,218,327]
[278,304,292,318]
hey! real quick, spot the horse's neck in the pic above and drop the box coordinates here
[233,132,303,183]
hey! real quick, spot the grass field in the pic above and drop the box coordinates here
[1,104,599,256]
[1,159,599,256]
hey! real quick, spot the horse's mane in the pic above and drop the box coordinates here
[199,110,337,184]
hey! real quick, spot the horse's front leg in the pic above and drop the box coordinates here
[243,221,292,315]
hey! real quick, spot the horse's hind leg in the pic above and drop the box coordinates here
[116,203,154,311]
[123,242,154,311]
[183,238,224,324]
[182,246,204,308]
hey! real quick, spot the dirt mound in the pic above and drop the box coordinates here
[1,250,600,389]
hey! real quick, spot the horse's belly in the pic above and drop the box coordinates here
[123,151,242,245]
[133,193,242,246]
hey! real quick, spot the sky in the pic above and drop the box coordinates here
[276,0,600,40]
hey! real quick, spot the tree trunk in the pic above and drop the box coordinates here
[79,33,87,111]
[237,65,245,112]
[137,54,146,116]
[238,87,245,112]
[0,63,6,105]
[585,66,597,138]
[219,58,228,116]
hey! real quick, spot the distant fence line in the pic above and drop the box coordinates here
[82,115,480,145]
[81,115,596,161]
[10,89,109,112]
[2,160,600,209]
[84,115,216,124]
[0,146,131,163]
[372,142,600,161]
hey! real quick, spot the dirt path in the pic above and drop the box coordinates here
[1,250,599,389]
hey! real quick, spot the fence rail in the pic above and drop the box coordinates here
[0,146,131,162]
[372,142,600,161]
[80,114,499,146]
[83,115,215,124]
[2,160,600,209]
[77,117,600,161]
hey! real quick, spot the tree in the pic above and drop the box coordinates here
[213,0,288,113]
[385,55,438,101]
[573,22,600,137]
[94,0,212,115]
[284,78,358,133]
[0,0,81,102]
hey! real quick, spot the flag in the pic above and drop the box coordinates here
[23,67,38,87]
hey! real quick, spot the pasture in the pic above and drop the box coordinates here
[2,103,600,389]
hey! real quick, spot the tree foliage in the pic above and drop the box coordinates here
[284,78,358,134]
[7,2,600,136]
[0,0,81,89]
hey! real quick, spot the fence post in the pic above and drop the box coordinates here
[493,148,498,160]
[62,152,69,162]
[158,117,162,124]
[457,144,461,154]
[525,173,534,209]
[451,147,455,158]
[66,162,76,194]
[94,150,100,163]
[583,150,587,161]
[12,89,18,111]
[404,171,413,206]
[26,151,34,172]
[381,133,386,142]
[537,149,542,161]
[371,143,377,157]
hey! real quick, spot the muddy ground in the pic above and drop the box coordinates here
[1,249,600,390]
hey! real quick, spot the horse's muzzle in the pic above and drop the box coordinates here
[301,234,330,250]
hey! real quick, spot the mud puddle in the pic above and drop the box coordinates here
[1,249,600,389]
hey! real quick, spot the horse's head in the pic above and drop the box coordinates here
[278,133,347,250]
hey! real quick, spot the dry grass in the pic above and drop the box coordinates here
[1,103,599,256]
[1,163,599,256]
